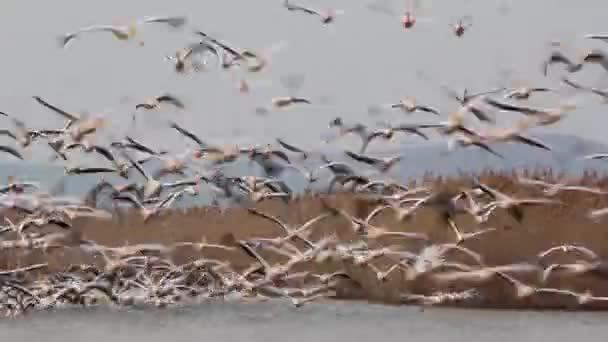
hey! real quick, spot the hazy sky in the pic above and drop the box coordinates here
[1,0,608,161]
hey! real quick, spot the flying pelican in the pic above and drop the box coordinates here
[503,86,554,100]
[441,85,504,123]
[541,43,583,76]
[484,97,576,127]
[584,33,608,44]
[517,176,608,196]
[246,208,334,249]
[272,96,312,108]
[447,133,503,159]
[389,98,440,115]
[276,138,311,160]
[344,150,403,173]
[60,16,188,47]
[474,182,562,223]
[580,49,608,72]
[283,0,344,24]
[450,16,473,37]
[0,145,24,160]
[562,77,608,102]
[135,94,185,110]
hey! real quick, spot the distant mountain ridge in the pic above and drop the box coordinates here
[2,133,608,206]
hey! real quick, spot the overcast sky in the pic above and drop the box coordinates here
[1,0,607,161]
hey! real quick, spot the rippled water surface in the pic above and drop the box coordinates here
[1,300,607,341]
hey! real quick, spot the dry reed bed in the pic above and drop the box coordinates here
[4,168,608,310]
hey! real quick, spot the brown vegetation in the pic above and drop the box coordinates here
[4,168,608,310]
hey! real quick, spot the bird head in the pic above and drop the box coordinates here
[579,49,605,63]
[329,117,343,127]
[559,103,577,112]
[127,24,138,38]
[241,50,259,59]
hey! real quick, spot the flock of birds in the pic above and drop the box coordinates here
[4,2,608,317]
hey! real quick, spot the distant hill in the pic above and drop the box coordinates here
[370,132,608,179]
[2,133,608,207]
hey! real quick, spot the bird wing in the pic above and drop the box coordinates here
[484,97,536,114]
[163,179,199,189]
[123,136,161,155]
[513,135,552,151]
[60,25,128,47]
[156,94,185,109]
[140,16,187,28]
[561,185,607,194]
[571,245,600,260]
[76,25,124,34]
[319,161,354,176]
[584,153,608,160]
[562,77,588,90]
[276,138,305,154]
[517,198,562,206]
[33,96,80,122]
[262,179,293,195]
[120,151,151,180]
[393,125,430,140]
[0,129,16,140]
[112,192,144,209]
[246,208,290,233]
[284,0,320,15]
[516,177,552,187]
[472,141,503,158]
[83,180,114,207]
[416,105,440,115]
[69,167,117,174]
[467,88,506,100]
[344,150,379,165]
[154,191,182,211]
[530,87,552,92]
[236,240,272,271]
[92,146,116,163]
[585,34,608,41]
[468,106,495,123]
[296,212,333,234]
[473,183,503,201]
[170,122,206,147]
[193,31,244,59]
[269,150,291,164]
[0,145,23,160]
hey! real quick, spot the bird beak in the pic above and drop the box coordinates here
[561,103,577,112]
[127,25,138,37]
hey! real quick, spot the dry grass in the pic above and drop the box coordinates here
[4,167,608,310]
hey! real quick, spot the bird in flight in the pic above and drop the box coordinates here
[60,16,188,47]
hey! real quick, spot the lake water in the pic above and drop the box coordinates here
[1,300,607,342]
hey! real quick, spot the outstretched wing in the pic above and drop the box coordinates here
[170,121,206,147]
[484,97,535,113]
[157,94,185,109]
[246,208,289,233]
[33,96,80,122]
[344,150,379,165]
[141,16,188,29]
[276,138,304,154]
[0,145,23,160]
